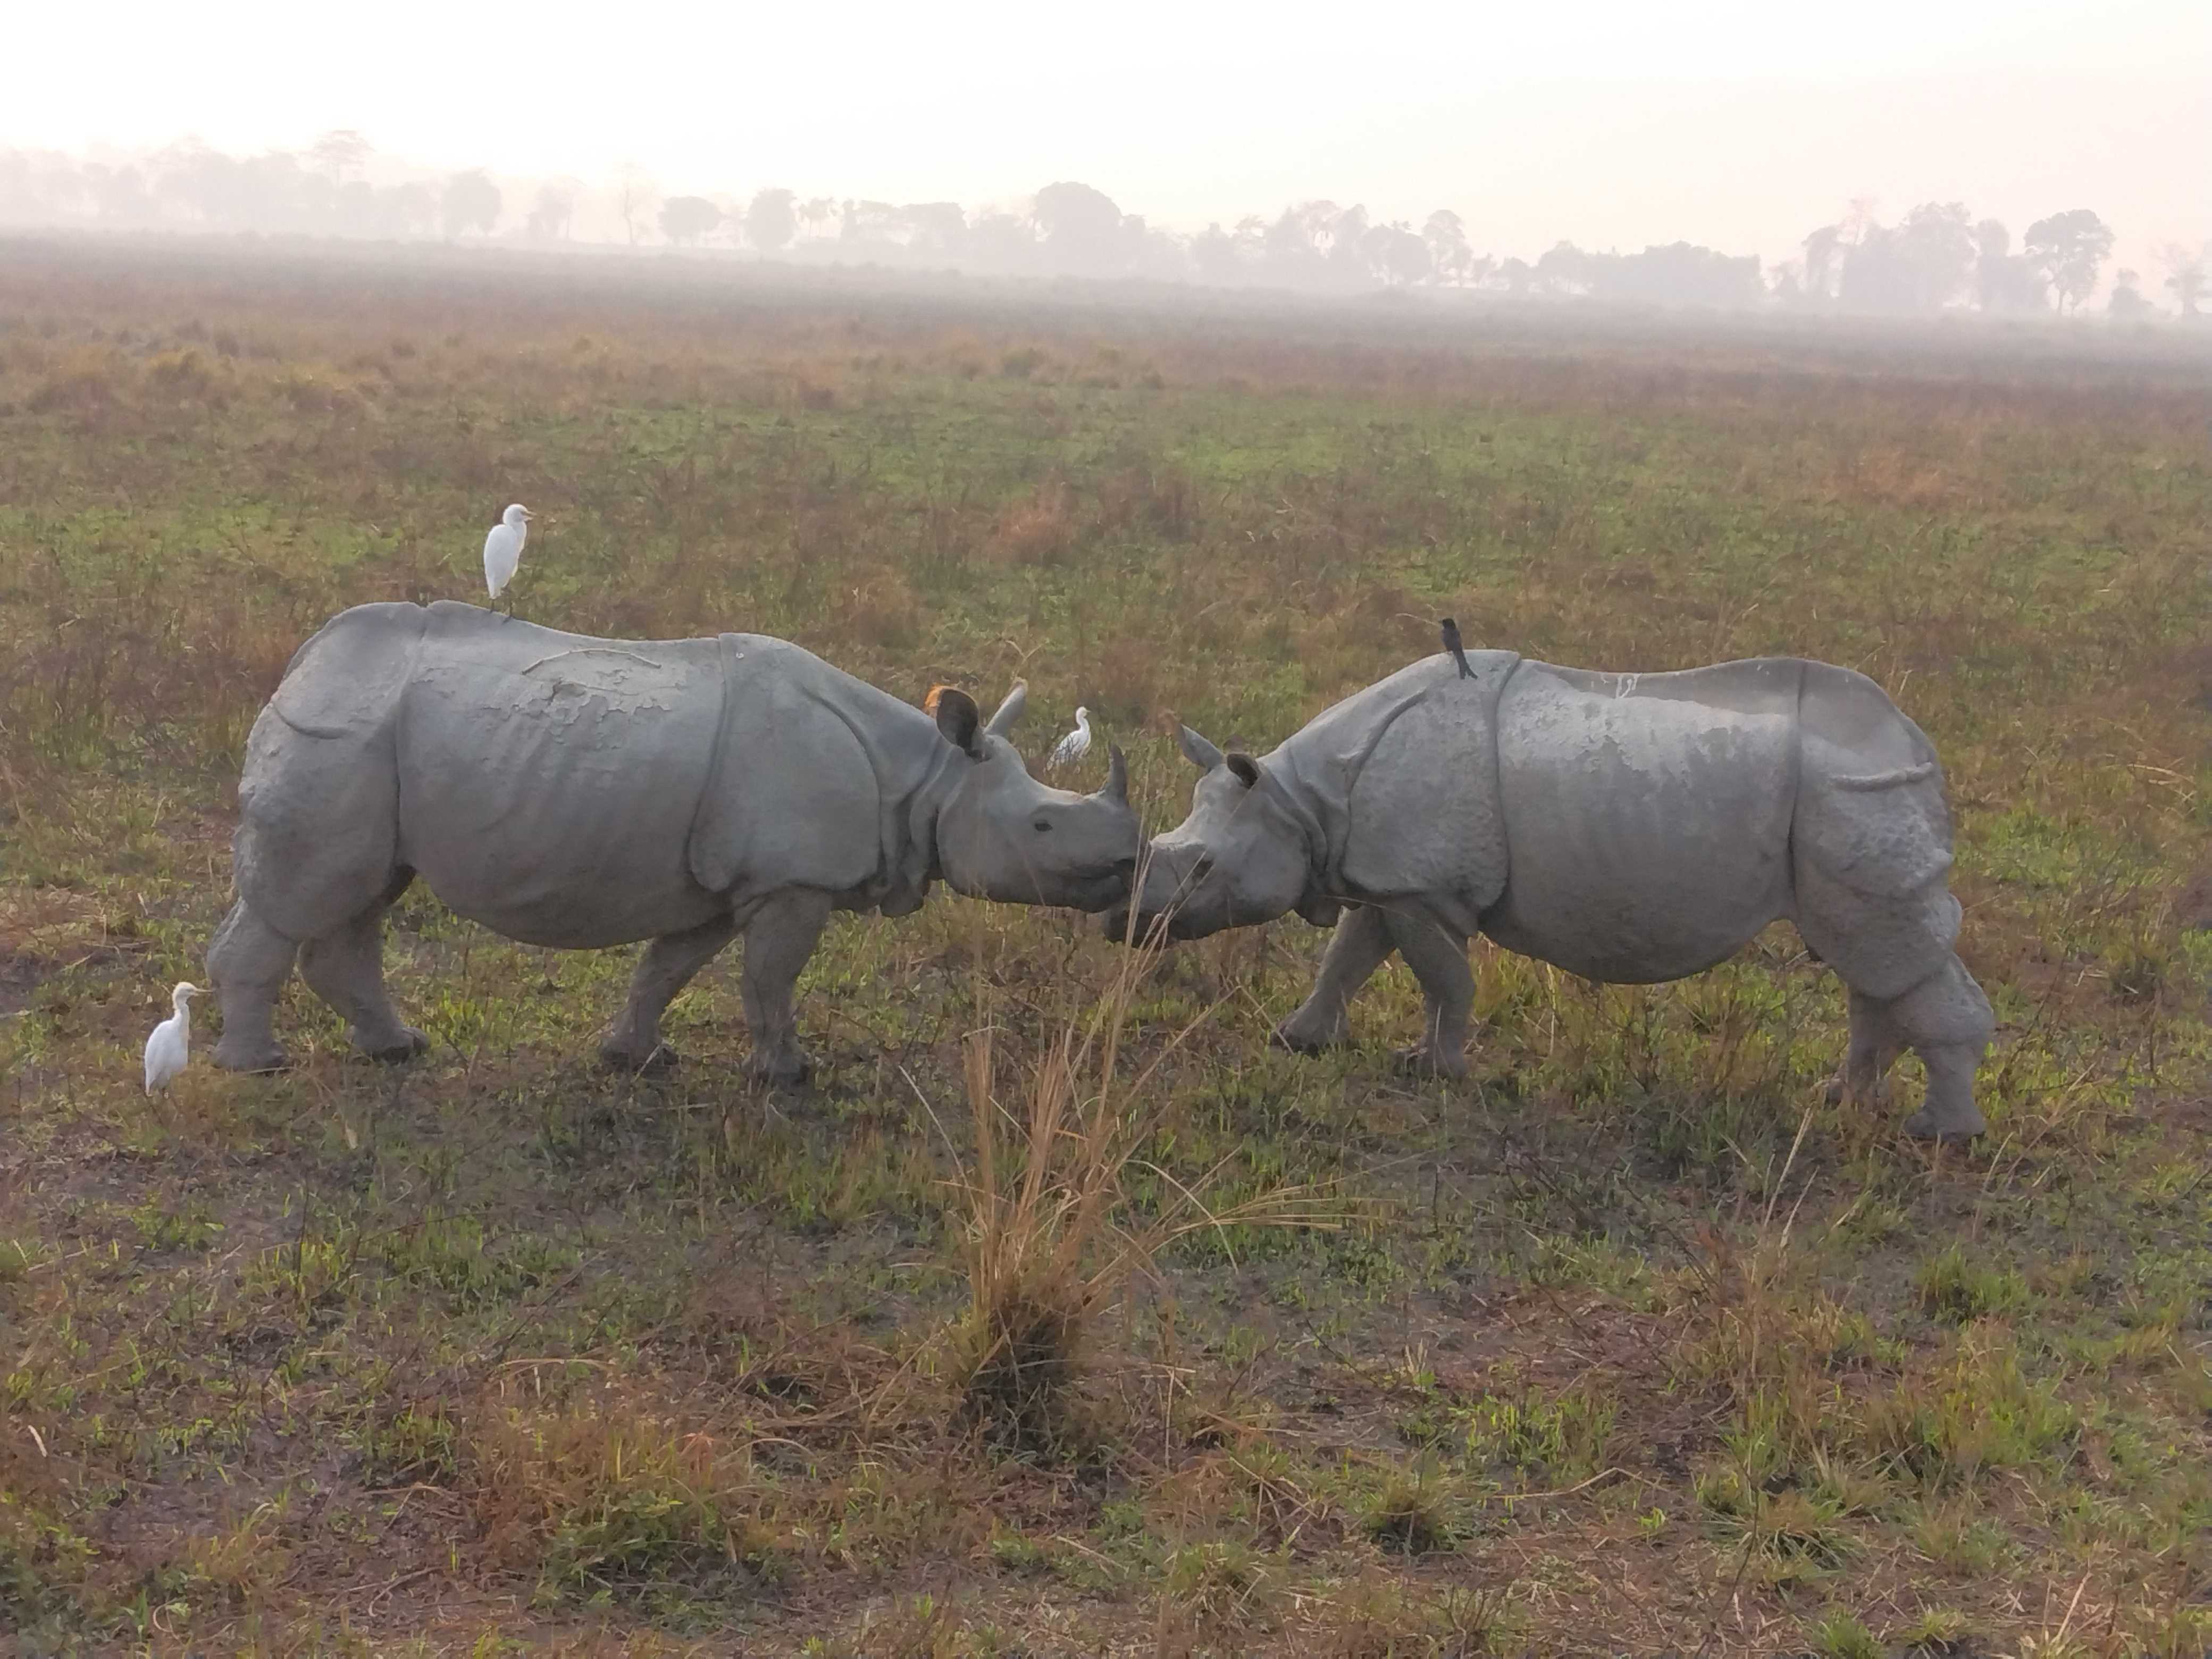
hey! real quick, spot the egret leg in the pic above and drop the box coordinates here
[1274,904,1394,1053]
[600,911,741,1072]
[206,900,298,1072]
[740,889,834,1085]
[1382,908,1474,1079]
[298,896,426,1062]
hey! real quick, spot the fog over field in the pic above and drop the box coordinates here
[4,0,2207,315]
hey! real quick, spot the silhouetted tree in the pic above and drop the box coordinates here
[1032,181,1125,272]
[526,182,576,240]
[391,181,437,238]
[658,194,720,246]
[2107,270,2154,321]
[440,170,501,238]
[2160,244,2207,317]
[744,187,798,253]
[1362,222,1430,286]
[614,164,657,246]
[2022,209,2114,314]
[309,129,372,183]
[1422,209,1472,284]
[1534,241,1593,296]
[798,196,836,239]
[898,201,966,257]
[839,199,900,243]
[1192,221,1242,283]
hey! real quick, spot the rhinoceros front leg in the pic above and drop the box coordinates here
[1884,954,1992,1143]
[601,911,741,1073]
[298,898,430,1063]
[1824,988,1903,1110]
[740,889,834,1085]
[1275,904,1394,1054]
[1381,907,1473,1079]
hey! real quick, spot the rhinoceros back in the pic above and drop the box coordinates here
[1483,658,1803,983]
[394,605,732,948]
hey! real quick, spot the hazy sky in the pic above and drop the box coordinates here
[10,0,2207,269]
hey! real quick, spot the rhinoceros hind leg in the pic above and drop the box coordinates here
[1824,987,1903,1109]
[1275,904,1393,1054]
[1382,908,1473,1079]
[741,890,834,1085]
[298,889,428,1062]
[601,911,741,1072]
[207,899,298,1072]
[1884,954,1992,1142]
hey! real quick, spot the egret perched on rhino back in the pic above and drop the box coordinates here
[1108,650,1994,1142]
[482,504,531,607]
[208,602,1139,1083]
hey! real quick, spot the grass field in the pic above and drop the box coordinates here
[3,237,2211,1657]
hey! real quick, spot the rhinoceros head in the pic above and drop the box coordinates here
[1104,723,1321,943]
[932,682,1139,913]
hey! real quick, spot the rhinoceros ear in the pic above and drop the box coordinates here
[985,680,1027,738]
[1103,745,1129,803]
[1178,725,1224,771]
[1225,752,1261,789]
[934,687,985,758]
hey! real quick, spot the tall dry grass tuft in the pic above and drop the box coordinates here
[944,937,1336,1455]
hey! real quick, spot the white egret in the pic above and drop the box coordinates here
[482,503,532,609]
[1048,707,1092,771]
[143,982,204,1094]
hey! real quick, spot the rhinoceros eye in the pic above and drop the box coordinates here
[1032,817,1053,833]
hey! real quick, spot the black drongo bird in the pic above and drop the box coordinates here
[1441,616,1473,678]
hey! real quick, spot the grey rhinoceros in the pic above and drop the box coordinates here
[1107,650,1995,1141]
[208,601,1139,1082]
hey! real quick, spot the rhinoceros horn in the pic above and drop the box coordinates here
[985,681,1028,739]
[1177,724,1224,771]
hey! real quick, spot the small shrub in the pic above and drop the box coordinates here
[1811,1610,1884,1659]
[1916,1244,2031,1325]
[1359,1454,1463,1555]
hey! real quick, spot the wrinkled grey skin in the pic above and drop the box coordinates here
[1107,651,1994,1142]
[210,601,1139,1083]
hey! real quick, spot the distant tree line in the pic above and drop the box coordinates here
[3,133,2204,319]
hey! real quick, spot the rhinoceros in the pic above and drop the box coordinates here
[207,601,1140,1082]
[1107,650,1995,1141]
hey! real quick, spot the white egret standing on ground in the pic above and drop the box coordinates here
[483,504,532,611]
[1048,707,1092,772]
[143,982,204,1094]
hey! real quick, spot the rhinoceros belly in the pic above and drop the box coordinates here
[1480,659,1799,984]
[395,644,728,949]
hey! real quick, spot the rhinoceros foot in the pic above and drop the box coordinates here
[600,1040,680,1075]
[214,1035,291,1074]
[1822,1071,1891,1110]
[1270,1019,1347,1056]
[361,1027,430,1064]
[1392,1044,1469,1080]
[1904,1100,1987,1143]
[745,1051,814,1088]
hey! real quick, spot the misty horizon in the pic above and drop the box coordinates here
[6,0,2205,293]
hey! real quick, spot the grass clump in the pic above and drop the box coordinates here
[944,951,1333,1456]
